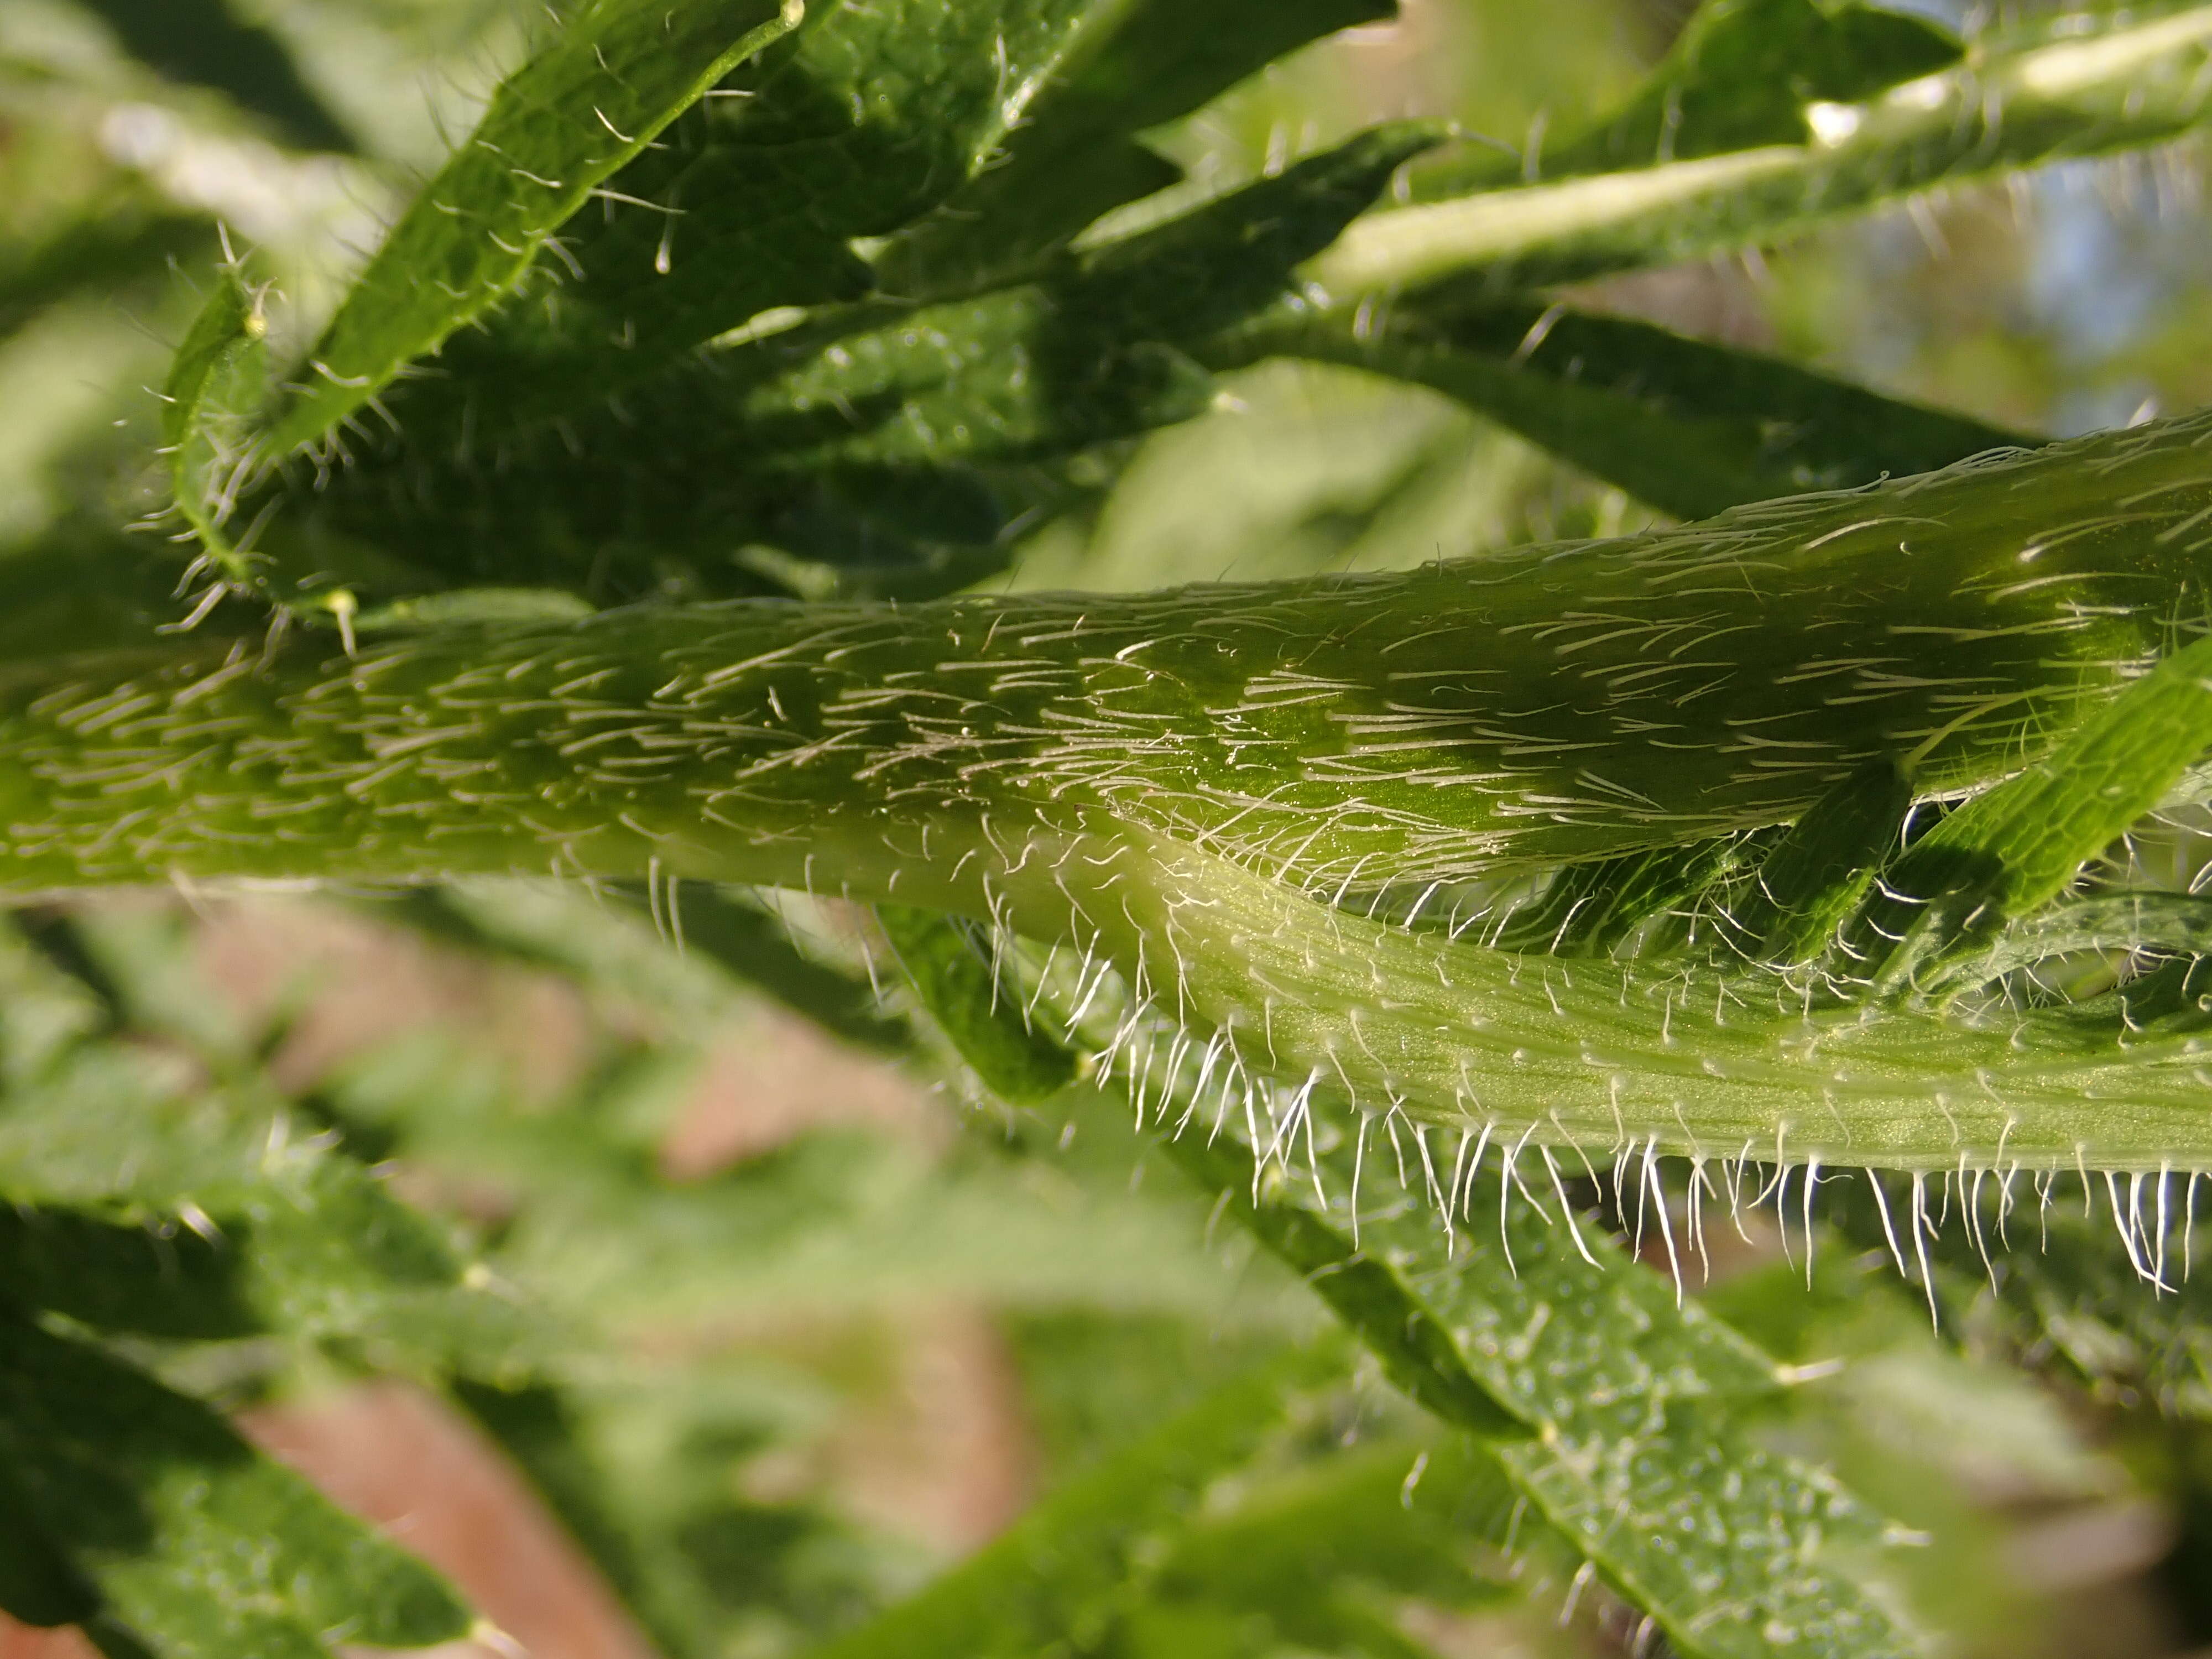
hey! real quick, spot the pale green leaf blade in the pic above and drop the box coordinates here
[1153,1125,1921,1659]
[1310,4,2212,298]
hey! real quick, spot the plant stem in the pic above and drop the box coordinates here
[13,416,2212,1170]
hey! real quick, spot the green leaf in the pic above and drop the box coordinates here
[262,0,800,456]
[80,0,358,153]
[425,0,1402,430]
[1146,1435,1523,1657]
[0,919,535,1375]
[161,272,269,591]
[724,125,1439,471]
[414,0,1107,429]
[0,1106,535,1376]
[0,1314,470,1657]
[876,0,1396,296]
[1854,632,2212,989]
[1239,300,2032,520]
[806,1345,1343,1659]
[1537,0,1962,178]
[878,902,1077,1102]
[1152,1124,1922,1659]
[1730,758,1912,964]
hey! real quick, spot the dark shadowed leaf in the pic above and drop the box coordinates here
[0,1315,469,1657]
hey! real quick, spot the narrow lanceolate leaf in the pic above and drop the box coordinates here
[946,916,1933,1659]
[275,125,1436,601]
[889,907,1916,1656]
[1307,3,2212,298]
[428,0,1122,427]
[1730,759,1912,964]
[875,0,1396,296]
[1145,1133,1919,1659]
[262,0,799,455]
[808,1346,1342,1659]
[1230,301,2031,520]
[0,1313,471,1658]
[161,272,268,589]
[1852,633,2212,991]
[877,903,1076,1101]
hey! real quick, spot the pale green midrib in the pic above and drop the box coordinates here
[1300,6,2212,298]
[1025,822,2212,1173]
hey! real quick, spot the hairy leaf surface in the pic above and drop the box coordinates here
[263,0,797,455]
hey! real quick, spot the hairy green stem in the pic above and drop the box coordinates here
[12,415,2212,1168]
[11,414,2212,891]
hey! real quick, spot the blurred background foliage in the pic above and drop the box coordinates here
[8,1,2212,1657]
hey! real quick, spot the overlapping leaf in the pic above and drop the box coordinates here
[263,0,799,455]
[1236,300,2031,519]
[273,122,1437,602]
[0,1313,471,1658]
[875,0,1396,295]
[894,907,1926,1659]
